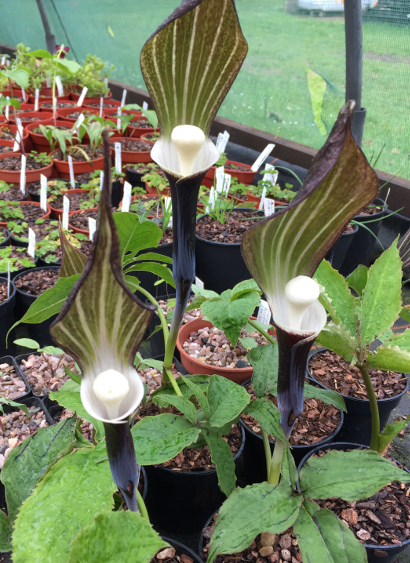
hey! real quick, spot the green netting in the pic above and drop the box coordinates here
[0,0,409,179]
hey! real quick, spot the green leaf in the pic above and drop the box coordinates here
[0,511,12,552]
[59,224,87,278]
[207,482,301,563]
[366,328,410,372]
[400,306,410,323]
[377,414,410,454]
[137,358,163,371]
[125,262,175,289]
[241,103,379,313]
[68,511,167,563]
[294,500,367,563]
[140,0,248,137]
[152,374,210,400]
[299,449,410,501]
[248,343,278,399]
[153,394,198,426]
[282,444,298,490]
[201,291,261,346]
[204,428,236,496]
[49,381,104,441]
[244,398,286,442]
[231,279,262,297]
[131,414,200,464]
[1,416,78,522]
[238,336,258,350]
[12,447,117,563]
[207,375,250,427]
[113,213,162,266]
[360,240,402,347]
[63,364,82,385]
[27,49,53,58]
[314,259,357,336]
[13,338,39,349]
[307,69,327,135]
[5,69,29,89]
[346,264,368,295]
[304,383,346,412]
[179,375,211,420]
[191,284,219,299]
[135,251,173,264]
[315,322,356,363]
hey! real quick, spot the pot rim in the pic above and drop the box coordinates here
[0,275,16,307]
[13,265,60,297]
[195,209,264,247]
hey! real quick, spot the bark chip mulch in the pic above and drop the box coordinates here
[19,352,80,395]
[0,187,25,201]
[196,210,262,243]
[0,282,11,304]
[14,268,60,295]
[0,361,27,400]
[159,227,173,245]
[69,208,98,230]
[309,350,407,399]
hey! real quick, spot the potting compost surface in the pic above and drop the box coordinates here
[0,361,27,399]
[0,146,13,154]
[68,208,98,229]
[19,352,79,395]
[159,227,173,245]
[153,547,194,563]
[114,139,152,152]
[0,203,44,222]
[54,145,104,162]
[241,381,341,446]
[0,154,49,171]
[196,210,263,243]
[0,188,24,202]
[0,408,48,468]
[28,179,72,195]
[14,268,60,295]
[50,191,91,211]
[0,282,10,304]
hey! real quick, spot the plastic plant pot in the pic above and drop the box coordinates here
[28,88,71,104]
[0,201,51,229]
[27,178,73,203]
[246,190,290,208]
[126,121,159,138]
[144,425,245,534]
[38,102,76,112]
[297,442,410,563]
[48,189,90,220]
[163,538,203,563]
[126,239,172,300]
[0,228,10,247]
[0,277,16,357]
[68,208,99,236]
[109,136,153,165]
[69,90,112,105]
[0,152,54,185]
[84,99,122,111]
[307,348,409,447]
[103,107,141,119]
[8,111,53,126]
[205,160,256,185]
[0,123,30,148]
[124,166,148,188]
[51,151,105,179]
[25,118,75,154]
[55,107,99,122]
[145,182,170,197]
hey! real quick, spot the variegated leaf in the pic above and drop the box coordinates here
[58,221,87,279]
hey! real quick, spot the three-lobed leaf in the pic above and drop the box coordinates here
[248,343,278,398]
[207,375,250,427]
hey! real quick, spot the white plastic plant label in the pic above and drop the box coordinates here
[40,174,48,212]
[114,142,122,173]
[67,155,75,188]
[55,75,64,96]
[20,154,26,194]
[104,78,109,97]
[13,121,23,151]
[215,166,225,193]
[207,187,216,211]
[251,143,275,172]
[142,101,148,110]
[5,59,10,67]
[168,215,173,229]
[46,75,50,88]
[258,186,267,211]
[77,86,88,107]
[21,87,26,101]
[73,113,85,133]
[28,228,36,259]
[257,299,271,325]
[117,108,122,131]
[34,88,39,111]
[164,196,172,211]
[100,170,104,191]
[88,218,97,241]
[264,162,278,187]
[215,133,224,152]
[195,277,204,289]
[0,57,5,65]
[62,196,70,229]
[99,97,103,118]
[7,261,10,298]
[223,174,231,194]
[264,198,276,217]
[121,89,127,107]
[4,97,9,121]
[122,182,132,213]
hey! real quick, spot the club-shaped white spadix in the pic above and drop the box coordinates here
[285,276,320,331]
[93,369,130,420]
[171,125,206,177]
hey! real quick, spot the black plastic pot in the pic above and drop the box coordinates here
[27,178,73,203]
[340,197,387,276]
[0,276,16,357]
[307,348,409,446]
[164,537,203,563]
[144,425,245,534]
[297,442,410,563]
[111,179,123,208]
[330,224,359,271]
[37,257,60,268]
[9,219,58,249]
[130,241,173,300]
[0,228,10,248]
[0,257,39,280]
[124,166,149,188]
[195,210,263,294]
[0,355,31,401]
[240,378,344,485]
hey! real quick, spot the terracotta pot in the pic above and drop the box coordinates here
[126,119,159,139]
[28,88,71,104]
[84,99,122,111]
[141,133,160,143]
[69,90,112,105]
[0,124,30,148]
[119,194,163,218]
[68,207,98,235]
[52,149,105,179]
[145,181,170,197]
[0,152,54,183]
[0,89,24,99]
[110,136,153,165]
[0,201,51,229]
[25,118,75,153]
[176,317,274,384]
[206,160,256,185]
[56,107,99,122]
[8,111,53,126]
[48,188,90,219]
[39,102,76,112]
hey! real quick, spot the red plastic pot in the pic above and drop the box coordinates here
[84,99,122,111]
[56,107,99,122]
[70,90,112,105]
[118,194,163,218]
[26,118,76,154]
[8,111,53,126]
[52,149,105,179]
[0,152,54,183]
[246,191,289,207]
[0,89,24,99]
[104,107,141,119]
[205,160,256,185]
[39,101,76,112]
[126,118,159,139]
[110,136,153,165]
[28,88,71,104]
[176,317,275,385]
[0,201,51,228]
[48,188,89,220]
[145,181,170,197]
[0,124,30,148]
[68,207,98,235]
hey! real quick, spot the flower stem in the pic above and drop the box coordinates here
[133,284,169,346]
[136,488,150,522]
[358,364,380,451]
[268,439,286,485]
[261,428,272,480]
[247,318,277,346]
[163,309,184,397]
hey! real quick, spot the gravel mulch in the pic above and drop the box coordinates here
[40,102,75,109]
[114,140,152,152]
[183,326,269,369]
[154,547,193,563]
[0,146,14,154]
[0,282,11,304]
[53,145,104,163]
[69,208,98,230]
[196,210,263,243]
[65,110,97,120]
[343,223,355,234]
[0,408,49,468]
[309,350,407,399]
[0,361,27,399]
[157,297,200,326]
[59,408,93,440]
[14,268,60,295]
[202,517,302,563]
[158,227,173,245]
[357,204,383,216]
[0,203,45,222]
[19,352,79,396]
[0,154,51,171]
[129,118,152,129]
[138,363,182,397]
[241,381,341,446]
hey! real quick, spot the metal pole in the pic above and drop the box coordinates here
[35,0,56,54]
[344,0,366,146]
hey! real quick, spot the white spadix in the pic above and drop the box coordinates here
[171,125,206,176]
[93,369,130,420]
[285,275,320,331]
